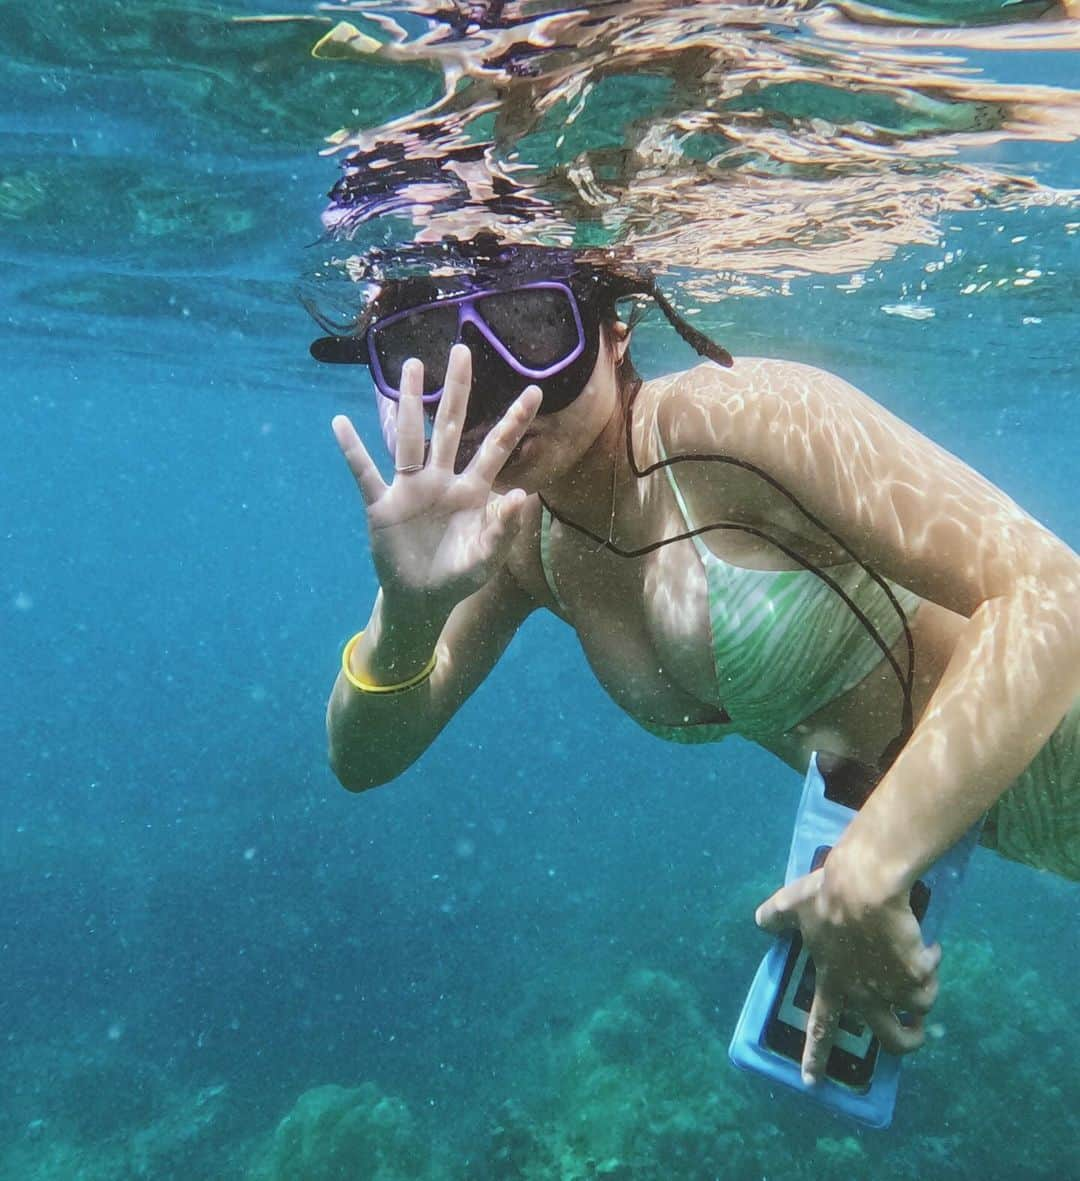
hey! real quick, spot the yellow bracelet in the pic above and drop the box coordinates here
[341,630,437,695]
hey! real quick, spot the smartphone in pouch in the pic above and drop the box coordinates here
[728,752,981,1127]
[762,846,932,1091]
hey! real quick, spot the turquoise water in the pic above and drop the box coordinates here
[2,2,1078,1178]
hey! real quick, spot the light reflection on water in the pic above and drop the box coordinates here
[307,0,1080,299]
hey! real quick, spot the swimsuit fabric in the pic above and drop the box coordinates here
[539,447,920,743]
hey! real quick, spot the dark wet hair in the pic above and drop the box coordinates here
[305,233,733,369]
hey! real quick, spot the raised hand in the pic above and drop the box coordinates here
[333,343,543,619]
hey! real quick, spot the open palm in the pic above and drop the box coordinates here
[333,343,542,615]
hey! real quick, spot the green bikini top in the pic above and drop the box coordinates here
[539,447,920,745]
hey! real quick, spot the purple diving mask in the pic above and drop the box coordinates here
[367,281,588,403]
[312,278,603,456]
[308,244,734,456]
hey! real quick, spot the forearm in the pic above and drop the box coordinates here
[838,570,1080,896]
[327,590,452,791]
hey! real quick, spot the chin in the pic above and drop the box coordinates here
[498,431,566,492]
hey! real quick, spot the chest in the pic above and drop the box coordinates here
[532,514,723,725]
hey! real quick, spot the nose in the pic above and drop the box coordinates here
[458,318,489,358]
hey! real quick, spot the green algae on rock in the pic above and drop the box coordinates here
[247,1082,439,1181]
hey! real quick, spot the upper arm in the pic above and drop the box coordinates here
[662,358,1080,616]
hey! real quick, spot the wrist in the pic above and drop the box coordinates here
[353,592,446,686]
[825,829,913,912]
[378,587,453,642]
[343,631,436,695]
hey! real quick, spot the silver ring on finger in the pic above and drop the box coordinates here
[395,462,425,474]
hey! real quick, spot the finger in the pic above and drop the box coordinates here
[888,920,942,990]
[332,415,386,505]
[754,871,822,935]
[886,968,940,1016]
[918,941,943,980]
[472,489,529,567]
[857,997,927,1056]
[395,358,427,472]
[429,343,471,470]
[468,386,543,485]
[801,970,844,1085]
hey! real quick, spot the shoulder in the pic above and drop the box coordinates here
[646,356,944,508]
[637,356,890,501]
[650,356,891,458]
[638,358,872,556]
[642,356,1077,614]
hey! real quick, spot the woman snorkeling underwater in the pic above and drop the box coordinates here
[312,238,1080,1087]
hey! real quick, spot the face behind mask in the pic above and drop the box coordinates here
[377,280,604,461]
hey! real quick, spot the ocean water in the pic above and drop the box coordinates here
[2,2,1078,1179]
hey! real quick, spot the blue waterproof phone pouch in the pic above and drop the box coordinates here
[728,752,983,1129]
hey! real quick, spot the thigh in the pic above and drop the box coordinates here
[981,697,1080,881]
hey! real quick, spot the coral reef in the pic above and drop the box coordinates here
[246,1082,443,1181]
[5,939,1075,1181]
[462,938,1080,1181]
[472,969,766,1180]
[898,939,1079,1180]
[0,1069,245,1181]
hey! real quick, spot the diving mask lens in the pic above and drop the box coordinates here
[369,303,459,401]
[473,285,584,370]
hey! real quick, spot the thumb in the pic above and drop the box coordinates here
[754,873,820,934]
[496,487,529,528]
[476,489,528,564]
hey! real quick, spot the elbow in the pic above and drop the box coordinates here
[328,745,386,795]
[1001,545,1080,634]
[1014,560,1080,695]
[334,772,376,795]
[1038,556,1080,646]
[326,703,391,793]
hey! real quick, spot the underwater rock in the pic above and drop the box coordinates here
[469,939,1080,1181]
[38,1044,170,1142]
[897,937,1080,1181]
[247,1082,432,1181]
[481,1099,543,1178]
[473,969,759,1181]
[125,1082,240,1179]
[0,1076,244,1181]
[813,1135,866,1181]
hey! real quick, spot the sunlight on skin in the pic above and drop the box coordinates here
[657,359,1080,807]
[507,346,1080,867]
[498,346,1080,1081]
[646,359,1079,1078]
[300,0,1080,1103]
